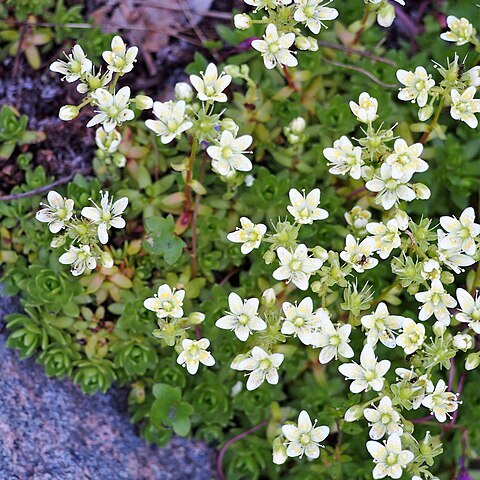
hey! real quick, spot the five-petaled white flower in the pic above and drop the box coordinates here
[81,191,128,244]
[366,434,414,479]
[190,63,232,103]
[361,302,405,348]
[144,284,185,319]
[414,279,457,325]
[251,24,297,70]
[324,136,365,179]
[440,16,476,46]
[273,244,323,291]
[396,67,435,107]
[102,35,138,74]
[36,191,74,233]
[227,217,266,254]
[366,219,401,260]
[456,288,480,334]
[340,234,378,273]
[384,139,428,181]
[145,100,193,144]
[421,379,459,422]
[449,87,480,129]
[366,164,416,211]
[282,410,330,459]
[177,338,215,375]
[439,207,480,256]
[87,86,134,132]
[349,92,378,124]
[287,188,328,225]
[338,344,391,393]
[50,44,92,82]
[233,346,284,390]
[437,231,476,274]
[59,245,97,276]
[293,0,339,35]
[207,130,253,176]
[281,296,323,345]
[216,292,266,341]
[396,318,425,355]
[364,396,403,440]
[95,127,121,153]
[313,315,354,364]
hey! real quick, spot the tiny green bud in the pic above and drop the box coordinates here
[261,288,276,308]
[59,105,79,121]
[134,95,153,110]
[264,249,276,265]
[344,405,363,422]
[188,312,205,325]
[418,104,434,121]
[432,321,446,337]
[465,352,480,371]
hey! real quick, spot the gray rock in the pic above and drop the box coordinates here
[0,285,217,480]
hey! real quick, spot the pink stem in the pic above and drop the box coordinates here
[216,420,269,480]
[448,373,466,429]
[412,414,434,424]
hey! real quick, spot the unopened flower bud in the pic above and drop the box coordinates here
[59,105,79,121]
[261,288,276,308]
[272,436,288,465]
[221,118,239,133]
[264,249,276,264]
[393,209,409,231]
[453,333,473,351]
[234,13,252,30]
[100,251,114,268]
[223,64,241,77]
[418,105,434,121]
[188,311,205,324]
[51,236,66,248]
[312,246,328,262]
[134,95,153,110]
[295,35,311,50]
[344,405,363,422]
[413,183,431,200]
[465,352,480,371]
[175,82,193,102]
[433,321,446,337]
[289,117,306,134]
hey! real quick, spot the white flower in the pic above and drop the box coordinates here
[36,191,74,233]
[144,284,185,319]
[251,24,297,70]
[396,67,435,107]
[437,232,476,274]
[77,67,112,94]
[456,288,480,334]
[420,259,442,282]
[361,302,405,348]
[233,346,284,390]
[453,333,473,351]
[282,410,330,459]
[145,100,193,144]
[313,316,354,364]
[81,191,128,244]
[340,234,378,273]
[345,205,371,230]
[349,92,378,124]
[102,35,138,74]
[464,66,480,88]
[50,44,92,82]
[440,16,476,46]
[324,136,365,179]
[366,434,414,479]
[95,127,121,153]
[177,338,215,375]
[414,279,457,325]
[234,13,252,30]
[421,379,459,422]
[207,130,253,176]
[190,63,232,103]
[273,244,323,291]
[338,344,391,393]
[216,292,266,341]
[293,0,338,35]
[59,245,97,276]
[396,318,425,355]
[366,164,416,210]
[439,207,480,256]
[227,217,266,254]
[366,219,401,259]
[450,87,480,129]
[87,86,134,132]
[287,188,328,225]
[281,297,323,345]
[363,396,403,440]
[376,0,405,27]
[384,139,428,181]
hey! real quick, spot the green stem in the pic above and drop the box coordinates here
[371,278,402,306]
[419,97,445,144]
[184,138,198,212]
[109,72,121,93]
[470,264,480,296]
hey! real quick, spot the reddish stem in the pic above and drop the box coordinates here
[217,420,268,480]
[281,66,300,93]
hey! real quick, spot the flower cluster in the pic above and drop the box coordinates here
[235,0,339,69]
[36,190,128,275]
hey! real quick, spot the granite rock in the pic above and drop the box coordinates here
[0,285,217,480]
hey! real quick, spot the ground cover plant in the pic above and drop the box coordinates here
[0,1,479,479]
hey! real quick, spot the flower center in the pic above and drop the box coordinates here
[386,453,397,466]
[364,370,376,381]
[300,433,311,445]
[293,316,305,327]
[238,314,250,325]
[290,260,302,271]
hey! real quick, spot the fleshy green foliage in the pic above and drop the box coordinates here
[1,1,480,479]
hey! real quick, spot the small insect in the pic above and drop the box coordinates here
[458,63,466,79]
[358,254,368,266]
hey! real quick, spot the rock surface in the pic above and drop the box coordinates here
[0,285,217,480]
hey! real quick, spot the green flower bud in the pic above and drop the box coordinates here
[134,95,153,110]
[59,105,79,121]
[344,405,364,422]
